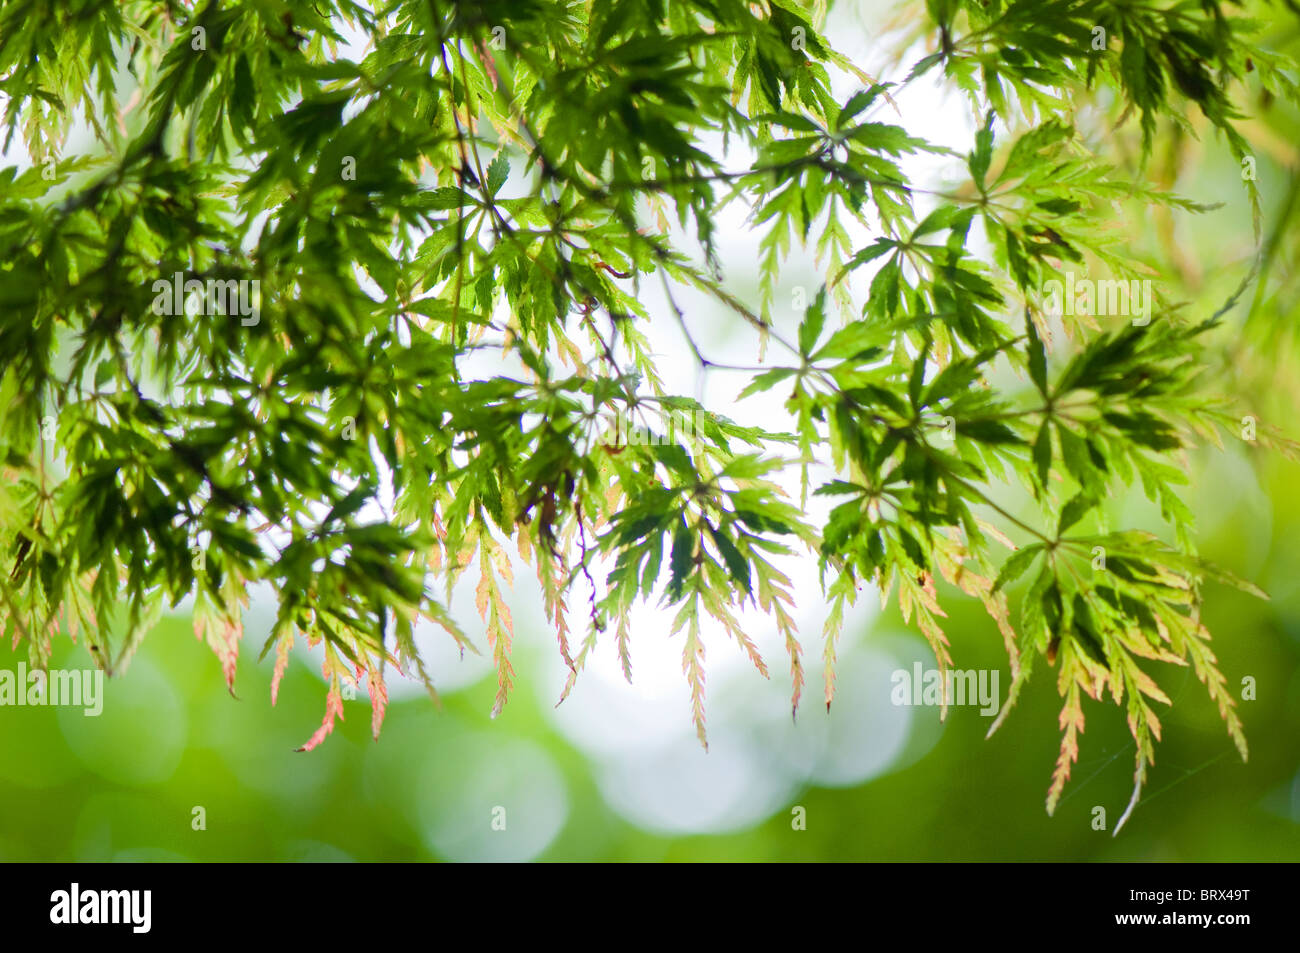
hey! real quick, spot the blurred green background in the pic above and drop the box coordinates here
[2,1,1300,862]
[0,439,1296,861]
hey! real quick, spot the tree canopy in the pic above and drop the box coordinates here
[1,0,1298,823]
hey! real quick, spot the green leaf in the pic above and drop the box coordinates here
[1025,314,1048,397]
[798,287,828,356]
[969,111,995,188]
[738,367,798,400]
[993,544,1043,593]
[836,86,887,129]
[487,153,509,197]
[1057,492,1095,535]
[1033,420,1052,489]
[667,521,694,602]
[709,525,751,593]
